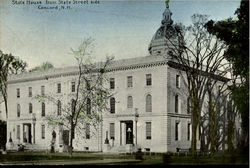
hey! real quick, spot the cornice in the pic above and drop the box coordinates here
[167,60,230,82]
[7,59,168,84]
[167,113,191,118]
[106,60,168,72]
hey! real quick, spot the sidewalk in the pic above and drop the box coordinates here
[0,158,141,165]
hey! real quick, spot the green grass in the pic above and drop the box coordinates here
[0,152,134,162]
[129,153,249,165]
[0,151,248,165]
[0,153,97,162]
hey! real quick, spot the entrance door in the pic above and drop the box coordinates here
[23,124,32,143]
[62,130,69,146]
[126,122,133,144]
[28,124,32,143]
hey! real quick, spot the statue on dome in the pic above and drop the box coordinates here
[162,0,173,26]
[165,0,169,8]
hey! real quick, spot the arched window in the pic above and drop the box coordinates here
[57,100,61,116]
[86,98,91,114]
[175,95,179,113]
[110,97,115,113]
[127,96,133,108]
[146,94,152,112]
[17,104,20,117]
[29,103,33,113]
[41,102,45,116]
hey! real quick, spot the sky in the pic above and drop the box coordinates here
[0,0,240,69]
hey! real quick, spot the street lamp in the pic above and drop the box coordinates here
[127,127,132,144]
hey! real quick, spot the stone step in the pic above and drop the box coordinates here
[108,145,139,153]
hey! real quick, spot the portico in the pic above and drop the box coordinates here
[119,120,133,145]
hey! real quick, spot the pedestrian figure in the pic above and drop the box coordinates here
[50,131,56,153]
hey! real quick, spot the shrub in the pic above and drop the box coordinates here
[162,153,172,165]
[135,148,143,160]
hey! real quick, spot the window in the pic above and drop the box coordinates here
[29,103,33,113]
[17,88,20,98]
[110,123,115,140]
[86,123,90,139]
[41,125,45,139]
[175,122,179,141]
[17,104,20,117]
[41,86,45,96]
[146,94,152,112]
[175,95,179,113]
[110,97,115,113]
[57,83,61,93]
[187,123,191,141]
[176,75,180,88]
[17,125,20,139]
[146,74,152,86]
[187,97,190,114]
[146,122,152,140]
[127,76,133,88]
[71,99,76,114]
[57,100,61,116]
[28,87,32,97]
[127,96,133,108]
[71,82,76,92]
[41,102,45,117]
[110,78,115,89]
[86,98,91,114]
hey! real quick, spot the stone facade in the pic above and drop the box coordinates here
[5,55,196,153]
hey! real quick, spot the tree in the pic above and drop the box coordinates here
[200,80,237,154]
[0,51,27,152]
[29,62,54,72]
[0,51,27,119]
[0,120,6,150]
[165,14,229,155]
[36,38,113,155]
[205,0,249,150]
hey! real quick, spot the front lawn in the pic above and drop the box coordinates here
[0,151,248,165]
[0,151,134,163]
[131,152,248,165]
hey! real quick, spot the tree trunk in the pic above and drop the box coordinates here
[227,121,234,152]
[3,93,8,119]
[191,96,199,156]
[69,124,74,156]
[210,100,216,154]
[200,124,206,154]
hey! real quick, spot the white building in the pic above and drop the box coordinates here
[5,4,231,153]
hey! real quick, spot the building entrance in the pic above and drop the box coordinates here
[125,121,133,144]
[23,123,32,143]
[62,130,69,146]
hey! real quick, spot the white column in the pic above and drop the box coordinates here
[32,123,36,144]
[22,124,24,143]
[122,123,126,145]
[26,125,31,142]
[133,120,137,145]
[120,122,122,145]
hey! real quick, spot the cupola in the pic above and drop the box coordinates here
[148,0,177,55]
